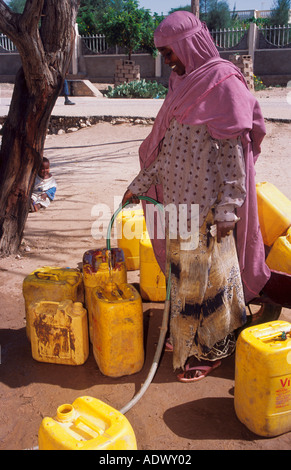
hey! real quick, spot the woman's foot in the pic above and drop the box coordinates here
[164,338,173,352]
[177,359,221,382]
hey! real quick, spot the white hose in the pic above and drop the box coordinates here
[119,298,171,415]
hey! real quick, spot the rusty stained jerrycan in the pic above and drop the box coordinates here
[235,320,291,437]
[82,248,127,342]
[116,208,146,270]
[28,300,89,365]
[38,396,137,450]
[92,281,144,377]
[23,266,84,341]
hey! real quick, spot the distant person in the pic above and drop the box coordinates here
[30,157,57,212]
[63,79,75,105]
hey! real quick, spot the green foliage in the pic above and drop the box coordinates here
[168,5,192,13]
[243,17,271,26]
[77,0,114,34]
[168,0,286,29]
[207,1,232,30]
[253,75,266,91]
[95,0,160,59]
[270,0,291,25]
[105,79,168,98]
[6,0,26,12]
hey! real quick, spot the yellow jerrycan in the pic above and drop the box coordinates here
[23,266,84,340]
[92,281,144,377]
[235,320,291,437]
[28,300,89,365]
[116,208,146,270]
[256,182,291,246]
[139,232,166,302]
[82,248,127,342]
[266,227,291,275]
[38,396,137,450]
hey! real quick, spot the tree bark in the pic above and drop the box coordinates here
[0,0,80,256]
[191,0,200,18]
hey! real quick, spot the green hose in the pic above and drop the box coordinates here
[106,196,163,250]
[106,195,170,303]
[106,196,171,414]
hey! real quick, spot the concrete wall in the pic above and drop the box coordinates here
[1,43,290,86]
[81,49,291,86]
[81,53,156,82]
[254,49,291,85]
[0,53,22,80]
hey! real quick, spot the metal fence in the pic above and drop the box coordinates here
[0,33,17,52]
[210,27,248,49]
[258,24,291,47]
[2,24,291,55]
[81,34,108,53]
[81,29,249,52]
[210,24,291,49]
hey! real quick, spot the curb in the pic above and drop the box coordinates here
[0,114,290,137]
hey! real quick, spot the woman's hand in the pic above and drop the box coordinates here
[215,221,236,243]
[122,189,140,207]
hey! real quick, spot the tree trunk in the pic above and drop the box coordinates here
[0,68,61,254]
[191,0,200,18]
[0,0,80,257]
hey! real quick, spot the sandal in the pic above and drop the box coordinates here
[177,360,221,383]
[164,338,173,352]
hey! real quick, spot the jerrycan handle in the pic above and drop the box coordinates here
[74,416,102,437]
[34,271,59,281]
[256,325,291,342]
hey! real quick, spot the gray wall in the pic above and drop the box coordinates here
[81,53,156,82]
[255,49,291,75]
[1,49,290,86]
[0,53,22,79]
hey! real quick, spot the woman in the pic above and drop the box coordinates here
[122,11,270,381]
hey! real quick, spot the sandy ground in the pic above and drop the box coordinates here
[1,86,291,451]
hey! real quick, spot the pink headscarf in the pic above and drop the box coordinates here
[139,11,270,303]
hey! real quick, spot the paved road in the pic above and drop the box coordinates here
[0,96,163,120]
[1,93,290,121]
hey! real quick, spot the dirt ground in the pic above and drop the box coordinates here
[1,86,291,451]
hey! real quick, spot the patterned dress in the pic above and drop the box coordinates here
[128,119,247,369]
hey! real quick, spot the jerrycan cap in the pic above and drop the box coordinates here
[104,281,124,300]
[72,302,85,314]
[57,404,75,422]
[98,262,110,271]
[104,281,119,293]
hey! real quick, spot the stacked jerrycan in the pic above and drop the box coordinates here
[23,267,89,365]
[256,182,291,274]
[139,231,166,302]
[83,246,144,377]
[82,248,127,342]
[91,280,144,377]
[116,208,146,270]
[116,205,166,302]
[29,300,89,366]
